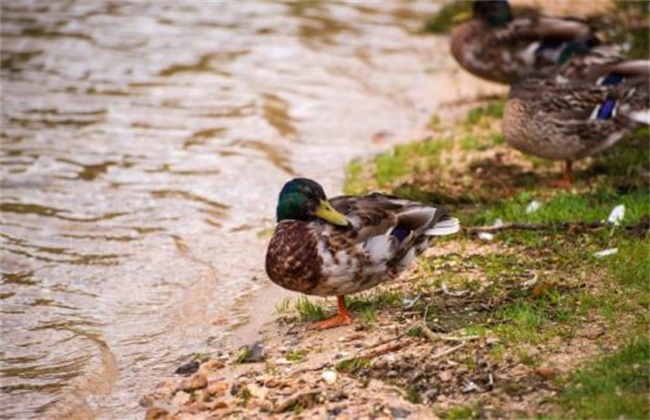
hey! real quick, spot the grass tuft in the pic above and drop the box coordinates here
[295,297,328,322]
[558,338,650,419]
[335,357,371,373]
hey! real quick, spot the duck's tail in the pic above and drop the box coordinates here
[425,216,461,236]
[627,110,650,125]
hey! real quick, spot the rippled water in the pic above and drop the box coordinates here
[0,1,498,418]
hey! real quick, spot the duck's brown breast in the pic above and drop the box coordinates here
[265,221,324,294]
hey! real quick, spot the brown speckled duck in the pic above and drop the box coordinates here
[265,178,460,330]
[451,0,599,84]
[503,45,650,186]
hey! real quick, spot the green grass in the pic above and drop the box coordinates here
[608,238,650,292]
[558,338,650,419]
[335,356,371,373]
[342,97,650,417]
[275,297,292,314]
[374,140,447,187]
[440,404,479,419]
[286,349,308,362]
[343,159,366,195]
[234,347,252,364]
[464,100,505,126]
[294,296,328,322]
[588,1,650,60]
[406,386,422,404]
[472,188,649,227]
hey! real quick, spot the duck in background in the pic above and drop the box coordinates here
[265,178,459,329]
[450,0,600,84]
[502,43,650,187]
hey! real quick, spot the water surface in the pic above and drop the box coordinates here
[0,1,486,418]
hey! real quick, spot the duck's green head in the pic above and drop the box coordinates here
[276,178,349,226]
[473,0,512,27]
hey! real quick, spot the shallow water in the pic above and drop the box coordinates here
[0,1,495,418]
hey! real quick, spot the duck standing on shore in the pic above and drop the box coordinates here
[265,178,460,330]
[450,0,599,84]
[502,46,650,186]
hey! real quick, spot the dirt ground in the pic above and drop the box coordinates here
[140,235,626,419]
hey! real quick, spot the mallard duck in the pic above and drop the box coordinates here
[450,0,599,84]
[265,178,460,330]
[502,46,650,186]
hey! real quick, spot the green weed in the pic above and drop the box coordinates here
[335,357,371,373]
[558,338,650,419]
[295,296,328,322]
[286,349,308,362]
[275,297,292,314]
[440,404,478,419]
[464,101,505,126]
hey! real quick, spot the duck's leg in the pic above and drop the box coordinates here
[307,295,353,330]
[561,160,574,187]
[550,160,573,188]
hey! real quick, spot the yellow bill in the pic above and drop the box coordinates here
[315,200,349,226]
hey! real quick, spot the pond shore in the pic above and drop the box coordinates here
[140,2,649,418]
[140,92,649,418]
[139,96,503,420]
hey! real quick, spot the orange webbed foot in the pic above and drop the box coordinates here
[307,312,353,330]
[306,295,353,330]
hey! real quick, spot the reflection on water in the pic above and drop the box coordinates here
[0,1,482,418]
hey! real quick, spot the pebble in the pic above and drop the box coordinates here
[145,406,169,420]
[438,370,453,382]
[184,401,208,415]
[534,366,558,380]
[321,369,338,385]
[485,336,501,346]
[265,377,280,388]
[140,379,179,408]
[200,359,225,373]
[206,381,229,397]
[247,383,269,399]
[174,360,200,376]
[579,324,605,339]
[212,400,228,410]
[171,390,191,406]
[180,373,208,392]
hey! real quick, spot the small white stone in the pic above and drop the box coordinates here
[526,200,541,214]
[321,369,337,385]
[593,248,618,258]
[493,218,504,228]
[607,204,625,226]
[478,232,494,241]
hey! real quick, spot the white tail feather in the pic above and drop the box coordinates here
[425,217,461,236]
[627,109,650,125]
